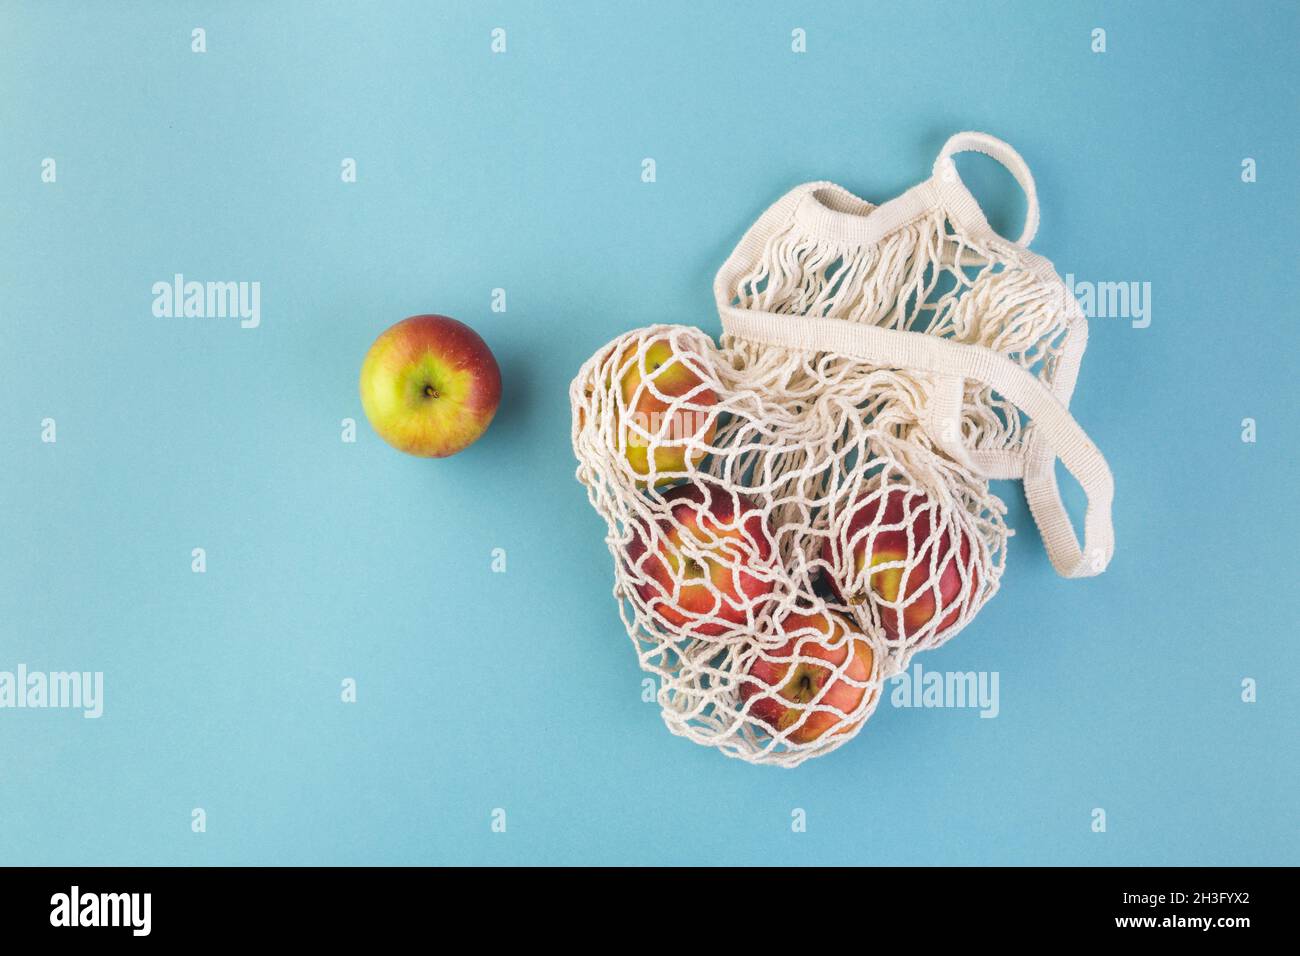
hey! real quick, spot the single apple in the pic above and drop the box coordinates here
[614,336,718,486]
[359,314,502,457]
[740,610,875,743]
[822,487,978,643]
[625,482,774,637]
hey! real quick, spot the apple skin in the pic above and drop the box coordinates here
[740,611,875,744]
[359,315,501,458]
[625,483,774,638]
[614,337,718,486]
[822,488,977,643]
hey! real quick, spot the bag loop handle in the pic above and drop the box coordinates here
[933,132,1040,248]
[720,308,1114,579]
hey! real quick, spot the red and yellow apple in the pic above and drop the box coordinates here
[740,611,875,743]
[822,487,978,643]
[625,483,774,637]
[614,336,718,485]
[359,314,501,457]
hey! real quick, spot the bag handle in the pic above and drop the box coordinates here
[720,308,1114,578]
[933,132,1041,248]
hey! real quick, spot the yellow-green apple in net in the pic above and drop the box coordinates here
[613,336,718,486]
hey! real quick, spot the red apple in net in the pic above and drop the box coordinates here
[822,487,978,643]
[624,482,774,638]
[740,611,876,744]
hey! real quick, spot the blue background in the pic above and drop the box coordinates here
[2,1,1296,866]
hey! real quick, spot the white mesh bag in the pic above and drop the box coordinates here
[571,132,1115,767]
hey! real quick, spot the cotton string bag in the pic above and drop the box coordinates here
[571,132,1115,767]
